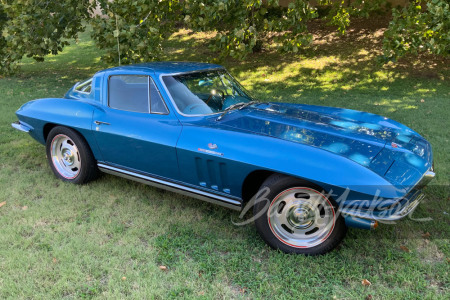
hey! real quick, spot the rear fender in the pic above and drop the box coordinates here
[15,98,102,160]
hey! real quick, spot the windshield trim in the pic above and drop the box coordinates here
[159,68,253,117]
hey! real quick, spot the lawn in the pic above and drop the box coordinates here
[0,20,449,299]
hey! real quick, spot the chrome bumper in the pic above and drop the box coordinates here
[416,169,436,189]
[341,167,434,223]
[11,121,32,133]
[341,191,424,222]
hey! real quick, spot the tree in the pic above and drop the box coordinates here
[0,0,448,74]
[90,0,181,64]
[0,0,90,74]
[382,0,449,61]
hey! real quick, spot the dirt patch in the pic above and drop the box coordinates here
[416,238,445,264]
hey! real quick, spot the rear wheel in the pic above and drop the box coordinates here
[254,174,347,255]
[46,126,99,184]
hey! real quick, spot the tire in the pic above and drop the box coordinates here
[46,126,99,184]
[253,174,347,255]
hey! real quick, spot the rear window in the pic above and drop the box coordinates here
[74,78,92,94]
[108,75,149,113]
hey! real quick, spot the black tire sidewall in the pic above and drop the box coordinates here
[253,175,347,255]
[46,126,97,184]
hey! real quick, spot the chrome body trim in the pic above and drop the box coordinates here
[94,120,111,125]
[11,121,32,133]
[97,163,242,211]
[74,78,93,95]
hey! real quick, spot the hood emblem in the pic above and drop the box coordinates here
[208,143,218,150]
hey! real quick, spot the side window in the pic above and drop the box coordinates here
[109,75,149,113]
[75,78,92,94]
[149,77,169,114]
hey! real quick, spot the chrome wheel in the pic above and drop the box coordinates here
[50,134,81,179]
[268,187,336,248]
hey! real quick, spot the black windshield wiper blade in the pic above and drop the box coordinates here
[216,101,260,121]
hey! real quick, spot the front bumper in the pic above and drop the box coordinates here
[341,189,425,222]
[341,167,435,228]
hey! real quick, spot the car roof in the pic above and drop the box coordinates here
[97,61,224,76]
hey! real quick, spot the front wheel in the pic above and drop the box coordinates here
[46,126,99,184]
[254,174,347,255]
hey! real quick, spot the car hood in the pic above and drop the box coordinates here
[217,102,431,185]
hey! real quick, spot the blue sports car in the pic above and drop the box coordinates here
[12,62,435,255]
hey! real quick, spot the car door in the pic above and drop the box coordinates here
[92,74,182,179]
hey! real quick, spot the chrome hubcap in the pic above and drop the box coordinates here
[50,134,81,179]
[268,188,335,248]
[287,205,315,229]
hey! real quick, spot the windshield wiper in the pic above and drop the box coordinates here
[216,101,259,121]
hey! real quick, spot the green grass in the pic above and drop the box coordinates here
[0,24,449,299]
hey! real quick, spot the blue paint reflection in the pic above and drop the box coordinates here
[349,153,370,166]
[323,142,350,154]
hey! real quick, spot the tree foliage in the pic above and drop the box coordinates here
[382,0,449,61]
[0,0,90,74]
[184,0,317,59]
[0,0,448,74]
[90,0,181,64]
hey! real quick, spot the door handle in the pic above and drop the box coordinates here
[94,120,110,125]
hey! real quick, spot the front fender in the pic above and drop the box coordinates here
[176,125,404,200]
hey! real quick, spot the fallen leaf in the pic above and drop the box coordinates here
[446,258,450,263]
[52,257,58,264]
[365,295,373,300]
[422,232,431,238]
[122,276,126,280]
[361,279,372,286]
[400,245,410,253]
[0,201,6,208]
[159,265,167,271]
[22,206,28,210]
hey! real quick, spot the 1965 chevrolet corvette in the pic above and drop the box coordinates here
[12,62,435,254]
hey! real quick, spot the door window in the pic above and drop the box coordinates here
[109,75,150,113]
[149,77,169,114]
[108,75,169,114]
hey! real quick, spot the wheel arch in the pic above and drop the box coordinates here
[241,170,275,204]
[43,123,102,162]
[44,123,89,146]
[43,123,58,142]
[241,171,332,204]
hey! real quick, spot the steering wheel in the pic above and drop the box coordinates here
[183,103,214,115]
[184,103,204,113]
[205,89,225,105]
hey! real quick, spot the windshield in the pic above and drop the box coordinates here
[162,70,253,115]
